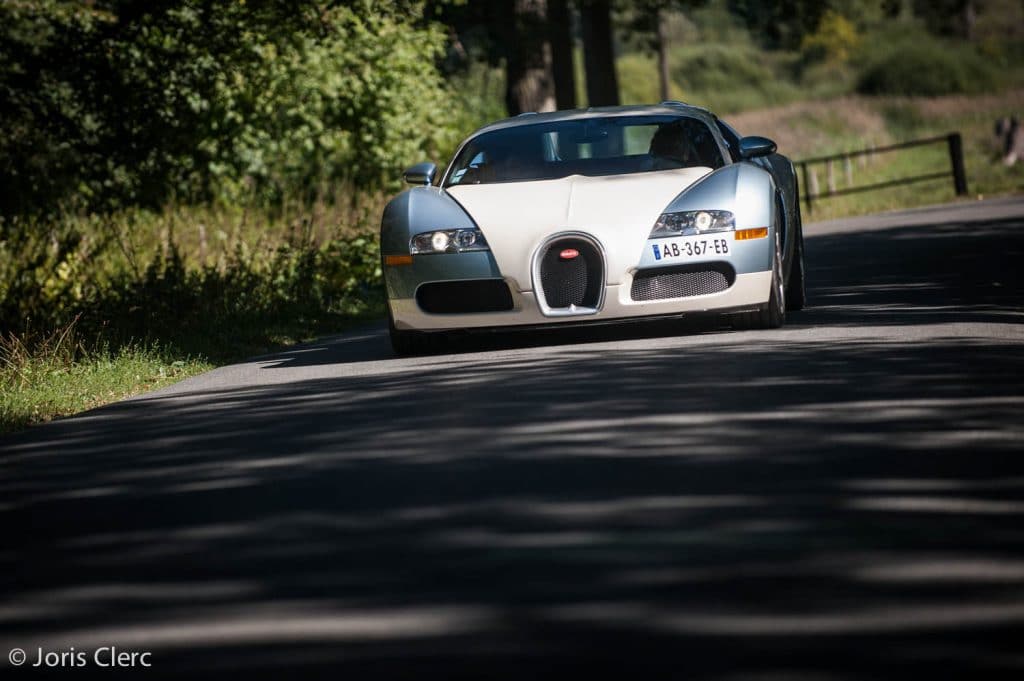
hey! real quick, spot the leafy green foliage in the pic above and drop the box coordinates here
[726,0,828,49]
[669,44,801,112]
[856,36,998,96]
[0,0,456,215]
[0,202,385,362]
[801,9,860,63]
[617,52,688,104]
[0,199,386,432]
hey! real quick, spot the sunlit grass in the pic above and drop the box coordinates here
[727,90,1024,222]
[0,194,387,435]
[0,327,211,434]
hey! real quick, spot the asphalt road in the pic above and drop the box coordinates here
[3,197,1024,680]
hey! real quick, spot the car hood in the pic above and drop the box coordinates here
[446,167,712,289]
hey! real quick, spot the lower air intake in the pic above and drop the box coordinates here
[416,280,514,314]
[630,263,735,301]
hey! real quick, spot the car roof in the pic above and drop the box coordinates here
[470,102,718,137]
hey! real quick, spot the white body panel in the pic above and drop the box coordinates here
[447,167,712,291]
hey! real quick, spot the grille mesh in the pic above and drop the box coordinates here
[539,239,603,309]
[416,280,514,314]
[630,264,734,301]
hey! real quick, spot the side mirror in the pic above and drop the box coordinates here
[403,162,437,186]
[738,136,777,160]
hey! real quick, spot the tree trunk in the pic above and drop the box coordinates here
[656,7,670,102]
[962,0,976,40]
[580,0,619,107]
[548,0,576,110]
[503,0,556,116]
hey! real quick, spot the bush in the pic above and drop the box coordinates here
[617,53,688,105]
[856,39,999,96]
[668,44,801,113]
[0,203,385,362]
[801,10,860,64]
[672,43,775,93]
[0,1,457,215]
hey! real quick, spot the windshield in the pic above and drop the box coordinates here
[444,115,725,187]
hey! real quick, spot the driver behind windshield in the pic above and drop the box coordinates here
[478,133,542,182]
[648,119,721,169]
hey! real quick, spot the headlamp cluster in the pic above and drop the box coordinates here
[650,210,735,238]
[410,228,489,254]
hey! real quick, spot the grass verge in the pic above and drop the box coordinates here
[0,337,211,434]
[1,194,387,436]
[0,307,383,436]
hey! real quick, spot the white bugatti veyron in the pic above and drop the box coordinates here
[380,102,805,355]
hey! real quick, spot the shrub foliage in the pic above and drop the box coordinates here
[856,38,999,97]
[0,0,455,215]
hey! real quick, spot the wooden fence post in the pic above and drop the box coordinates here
[800,162,813,214]
[947,132,968,196]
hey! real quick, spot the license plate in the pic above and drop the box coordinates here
[652,235,732,261]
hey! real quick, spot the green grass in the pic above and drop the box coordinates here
[726,89,1024,221]
[0,329,209,434]
[1,194,387,436]
[795,94,1024,221]
[0,306,383,435]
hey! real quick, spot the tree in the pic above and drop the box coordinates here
[548,0,577,109]
[616,1,708,102]
[655,6,671,101]
[912,0,978,39]
[580,0,619,106]
[0,0,456,214]
[502,0,556,115]
[727,0,828,49]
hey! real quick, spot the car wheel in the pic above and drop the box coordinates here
[786,232,806,311]
[388,311,435,356]
[733,223,785,330]
[785,199,806,311]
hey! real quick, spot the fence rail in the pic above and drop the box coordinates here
[795,132,968,213]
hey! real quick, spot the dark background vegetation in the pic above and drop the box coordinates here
[1,0,1022,431]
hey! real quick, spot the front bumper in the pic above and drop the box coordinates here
[389,270,772,331]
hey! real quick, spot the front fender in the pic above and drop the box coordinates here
[380,187,478,255]
[661,162,776,232]
[380,186,503,300]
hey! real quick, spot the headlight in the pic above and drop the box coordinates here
[410,228,489,254]
[650,210,735,238]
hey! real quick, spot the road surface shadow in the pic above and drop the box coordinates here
[1,214,1024,679]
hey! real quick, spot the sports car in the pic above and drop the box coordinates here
[380,101,805,354]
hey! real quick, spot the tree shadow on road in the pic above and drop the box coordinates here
[1,217,1023,680]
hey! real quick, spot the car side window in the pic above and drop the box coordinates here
[449,151,486,185]
[715,119,742,164]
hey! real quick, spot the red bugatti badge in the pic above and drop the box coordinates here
[559,248,580,260]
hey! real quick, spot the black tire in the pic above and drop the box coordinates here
[388,312,436,356]
[785,199,806,311]
[786,232,806,311]
[732,223,785,330]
